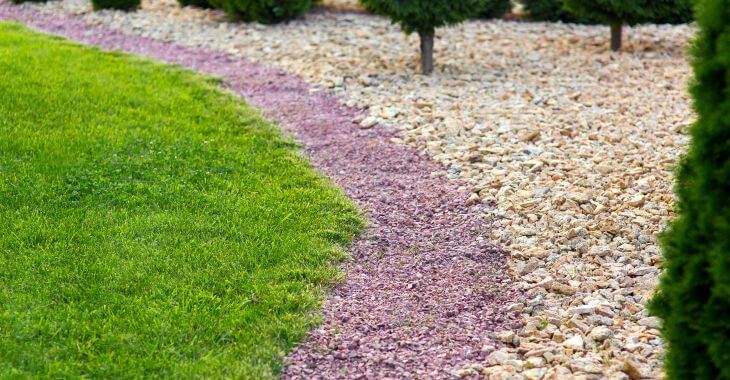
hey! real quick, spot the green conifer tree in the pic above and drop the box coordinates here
[210,0,313,24]
[649,0,730,378]
[563,0,693,51]
[361,0,498,74]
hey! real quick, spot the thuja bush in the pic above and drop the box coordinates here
[210,0,312,23]
[649,0,730,379]
[178,0,212,8]
[478,0,512,19]
[563,0,693,50]
[92,0,140,10]
[361,0,499,74]
[520,0,594,23]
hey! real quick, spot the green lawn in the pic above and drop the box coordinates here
[0,23,361,378]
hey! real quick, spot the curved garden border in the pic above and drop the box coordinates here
[0,3,521,378]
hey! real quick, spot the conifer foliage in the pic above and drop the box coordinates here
[563,0,693,51]
[210,0,312,24]
[521,0,593,23]
[91,0,140,10]
[178,0,212,9]
[361,0,494,74]
[649,0,730,378]
[478,0,512,19]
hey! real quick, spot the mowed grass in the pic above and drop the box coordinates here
[0,23,361,378]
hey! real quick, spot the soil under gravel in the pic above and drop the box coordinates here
[0,4,521,378]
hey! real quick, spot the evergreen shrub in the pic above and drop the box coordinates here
[210,0,313,23]
[92,0,140,10]
[650,0,730,378]
[361,0,501,74]
[563,0,693,50]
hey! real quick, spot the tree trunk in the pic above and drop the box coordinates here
[610,23,622,52]
[419,29,434,75]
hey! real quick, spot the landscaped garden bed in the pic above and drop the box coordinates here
[0,4,523,378]
[0,0,708,378]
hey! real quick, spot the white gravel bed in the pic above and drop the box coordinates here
[24,0,695,377]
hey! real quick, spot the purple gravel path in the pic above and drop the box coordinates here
[0,4,521,378]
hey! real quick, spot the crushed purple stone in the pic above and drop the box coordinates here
[0,4,523,378]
